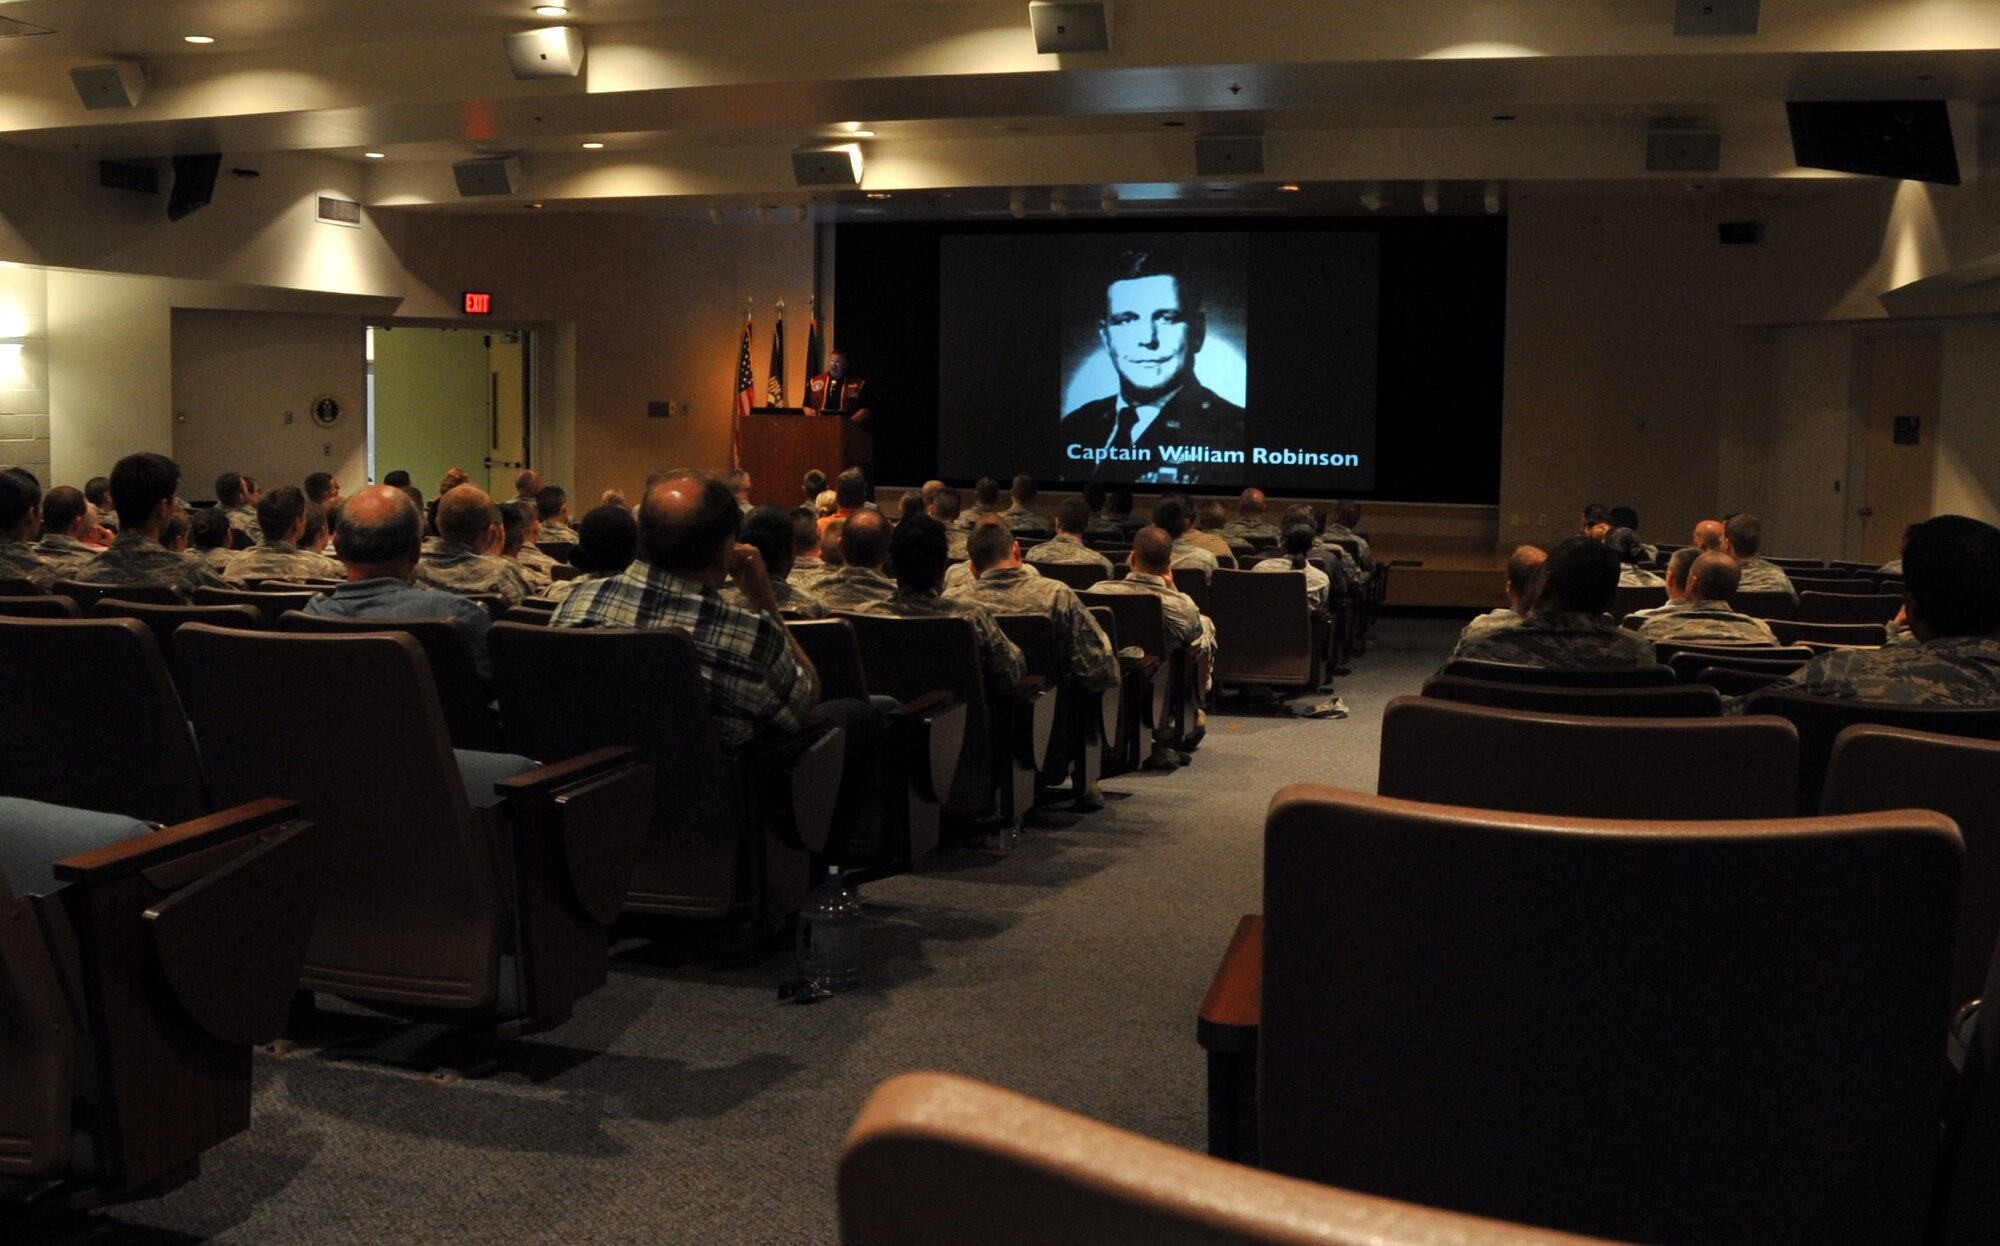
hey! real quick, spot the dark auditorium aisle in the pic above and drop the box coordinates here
[38,619,1465,1246]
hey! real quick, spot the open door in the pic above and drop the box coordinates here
[486,331,532,497]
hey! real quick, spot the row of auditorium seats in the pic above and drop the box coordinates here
[1608,583,1902,624]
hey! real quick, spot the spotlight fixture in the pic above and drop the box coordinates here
[1422,179,1440,214]
[847,130,876,138]
[364,151,385,159]
[580,141,605,149]
[708,206,724,225]
[1279,183,1301,192]
[1484,179,1502,214]
[1359,181,1384,213]
[183,35,214,44]
[1009,190,1027,219]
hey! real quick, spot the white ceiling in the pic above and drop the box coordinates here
[0,0,1993,218]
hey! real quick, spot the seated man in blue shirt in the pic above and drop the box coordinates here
[305,484,494,678]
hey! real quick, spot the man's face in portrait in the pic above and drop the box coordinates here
[1100,273,1203,403]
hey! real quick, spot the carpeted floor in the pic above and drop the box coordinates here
[28,619,1464,1245]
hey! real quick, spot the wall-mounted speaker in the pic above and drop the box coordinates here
[504,26,585,79]
[453,157,523,197]
[1194,134,1264,177]
[1645,130,1722,172]
[70,62,146,110]
[1674,0,1759,35]
[791,144,864,187]
[166,153,221,221]
[1029,2,1111,53]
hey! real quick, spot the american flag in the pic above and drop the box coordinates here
[765,302,786,406]
[732,311,753,467]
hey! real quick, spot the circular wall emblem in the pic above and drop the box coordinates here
[310,394,341,428]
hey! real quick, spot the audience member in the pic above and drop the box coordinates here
[1448,535,1655,670]
[927,487,970,558]
[858,514,1025,700]
[319,498,344,554]
[1252,522,1331,613]
[1628,546,1701,619]
[802,468,828,506]
[1763,515,2000,705]
[789,507,830,586]
[1635,553,1779,645]
[1185,501,1236,563]
[1108,487,1142,534]
[0,468,44,584]
[417,484,534,605]
[726,505,827,619]
[814,509,898,610]
[896,492,925,523]
[304,471,341,505]
[1691,518,1726,552]
[304,485,495,677]
[1150,497,1217,573]
[536,486,577,543]
[1457,544,1547,644]
[500,501,557,592]
[542,503,639,604]
[816,468,869,535]
[948,520,1118,693]
[73,454,226,595]
[1222,487,1280,543]
[159,511,190,552]
[31,485,100,583]
[223,486,346,582]
[1086,526,1214,766]
[962,477,1002,529]
[1025,497,1114,575]
[920,479,946,507]
[1324,500,1374,572]
[1080,481,1123,540]
[944,515,1043,591]
[186,506,239,574]
[215,471,262,545]
[83,475,117,533]
[728,468,754,514]
[1720,513,1797,602]
[514,468,541,504]
[1000,474,1053,537]
[382,469,411,488]
[81,501,114,547]
[1283,504,1358,591]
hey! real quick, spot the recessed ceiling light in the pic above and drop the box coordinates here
[183,35,214,44]
[532,5,568,16]
[581,141,605,149]
[528,202,544,210]
[1279,183,1301,192]
[848,130,876,138]
[865,192,891,199]
[364,151,385,159]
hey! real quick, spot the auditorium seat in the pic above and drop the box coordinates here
[90,600,264,672]
[1420,675,1724,718]
[0,796,318,1206]
[1764,557,1826,571]
[51,580,182,609]
[1610,585,1666,618]
[173,624,653,1038]
[191,586,320,626]
[995,613,1112,807]
[838,1071,1640,1246]
[277,611,500,751]
[1086,603,1158,776]
[1029,562,1107,592]
[0,594,78,619]
[1822,725,2000,1013]
[537,540,578,563]
[1078,589,1201,752]
[0,617,209,823]
[1794,591,1902,625]
[1937,930,2000,1246]
[1661,650,1809,685]
[1438,659,1676,687]
[1381,696,1792,817]
[1651,642,1813,675]
[1728,589,1797,620]
[1200,785,1959,1246]
[1747,619,1888,648]
[1741,689,2000,814]
[0,576,41,596]
[487,621,837,928]
[1207,568,1316,700]
[1782,574,1872,594]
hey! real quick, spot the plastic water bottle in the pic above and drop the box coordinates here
[795,875,863,993]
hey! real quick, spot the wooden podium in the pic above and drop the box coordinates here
[737,408,869,505]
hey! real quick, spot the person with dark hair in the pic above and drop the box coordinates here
[817,467,870,537]
[1448,535,1655,670]
[223,486,345,582]
[186,505,239,575]
[945,514,1044,592]
[382,469,411,488]
[215,471,262,544]
[1634,553,1778,645]
[1222,487,1280,543]
[896,492,926,523]
[1000,474,1053,538]
[815,509,898,610]
[83,476,118,533]
[1627,545,1703,620]
[1458,544,1549,644]
[1762,515,2000,705]
[1107,487,1143,534]
[927,487,970,559]
[0,467,45,584]
[1252,522,1331,612]
[802,469,828,505]
[499,501,557,593]
[727,468,754,515]
[304,471,340,505]
[535,485,577,543]
[964,477,1002,529]
[1720,513,1797,601]
[159,510,191,552]
[859,514,1025,700]
[1079,480,1122,540]
[1086,524,1214,766]
[1324,500,1374,573]
[302,485,495,676]
[1186,500,1236,564]
[73,453,225,596]
[1578,503,1611,535]
[31,485,100,582]
[726,504,826,618]
[788,506,830,587]
[513,468,540,504]
[416,483,533,605]
[1025,496,1114,575]
[1150,497,1218,573]
[543,503,639,604]
[1060,248,1246,484]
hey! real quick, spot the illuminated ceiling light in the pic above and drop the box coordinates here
[708,206,724,224]
[1484,180,1502,214]
[1422,179,1441,214]
[1009,190,1027,219]
[183,35,214,44]
[847,130,876,138]
[528,201,544,209]
[1359,181,1385,212]
[364,151,385,159]
[865,192,891,200]
[580,141,605,149]
[532,5,569,15]
[1279,183,1301,192]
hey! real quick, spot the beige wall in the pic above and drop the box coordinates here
[0,264,48,483]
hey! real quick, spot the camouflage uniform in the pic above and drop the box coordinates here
[222,541,345,583]
[1169,539,1218,574]
[190,546,241,576]
[1763,636,2000,706]
[945,566,1119,690]
[1878,559,1903,576]
[1324,522,1374,572]
[1184,529,1235,564]
[1312,540,1365,586]
[999,504,1053,537]
[518,543,561,578]
[72,531,225,597]
[31,534,99,586]
[538,519,579,545]
[855,588,1026,696]
[723,577,828,619]
[1250,556,1331,613]
[1736,557,1798,603]
[1084,516,1124,542]
[1024,533,1113,576]
[416,540,533,605]
[1083,570,1215,653]
[1449,611,1658,670]
[1635,599,1779,647]
[813,566,898,611]
[1458,607,1526,645]
[945,559,1040,594]
[224,504,261,545]
[0,540,47,587]
[1618,564,1666,588]
[1222,518,1280,543]
[790,555,830,589]
[943,527,970,560]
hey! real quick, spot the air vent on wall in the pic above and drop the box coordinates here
[317,196,362,227]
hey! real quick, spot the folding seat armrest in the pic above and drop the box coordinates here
[747,726,846,854]
[52,798,302,886]
[887,690,969,805]
[1197,913,1263,1163]
[494,746,655,927]
[1007,675,1058,769]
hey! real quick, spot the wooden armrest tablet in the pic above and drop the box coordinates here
[53,799,301,883]
[1197,913,1263,1054]
[494,745,644,797]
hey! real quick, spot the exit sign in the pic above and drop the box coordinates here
[463,291,493,315]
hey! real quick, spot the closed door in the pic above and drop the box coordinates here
[1855,334,1938,566]
[485,331,531,498]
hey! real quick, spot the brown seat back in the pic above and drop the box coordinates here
[487,621,740,917]
[90,599,264,667]
[1076,590,1170,660]
[788,617,872,700]
[1743,689,2000,814]
[276,610,499,750]
[1420,675,1724,718]
[1031,562,1105,591]
[1795,590,1902,624]
[0,617,207,822]
[190,586,319,625]
[1207,568,1313,688]
[52,579,182,608]
[1938,931,2000,1246]
[1610,584,1666,617]
[0,594,79,619]
[174,624,503,1011]
[844,613,991,814]
[840,1071,1636,1246]
[1728,588,1797,620]
[1784,575,1873,593]
[1439,658,1676,687]
[1649,642,1812,672]
[1383,696,1794,817]
[0,576,42,596]
[993,614,1063,682]
[1260,785,1960,1246]
[1766,618,1889,647]
[1822,725,2000,1011]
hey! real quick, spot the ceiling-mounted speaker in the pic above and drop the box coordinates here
[1029,1,1111,54]
[1787,100,1961,186]
[453,157,523,197]
[1195,135,1263,177]
[504,26,585,79]
[70,62,146,110]
[1673,0,1759,35]
[166,154,221,221]
[791,143,864,187]
[1645,129,1722,172]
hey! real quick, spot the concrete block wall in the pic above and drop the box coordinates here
[0,263,48,483]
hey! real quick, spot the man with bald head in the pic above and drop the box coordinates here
[1085,524,1216,766]
[1635,552,1779,646]
[1449,535,1656,670]
[304,485,495,676]
[1223,487,1280,543]
[814,509,899,610]
[1458,544,1547,644]
[1692,519,1726,552]
[30,485,100,583]
[417,483,534,605]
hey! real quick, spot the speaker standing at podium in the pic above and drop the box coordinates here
[804,350,873,470]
